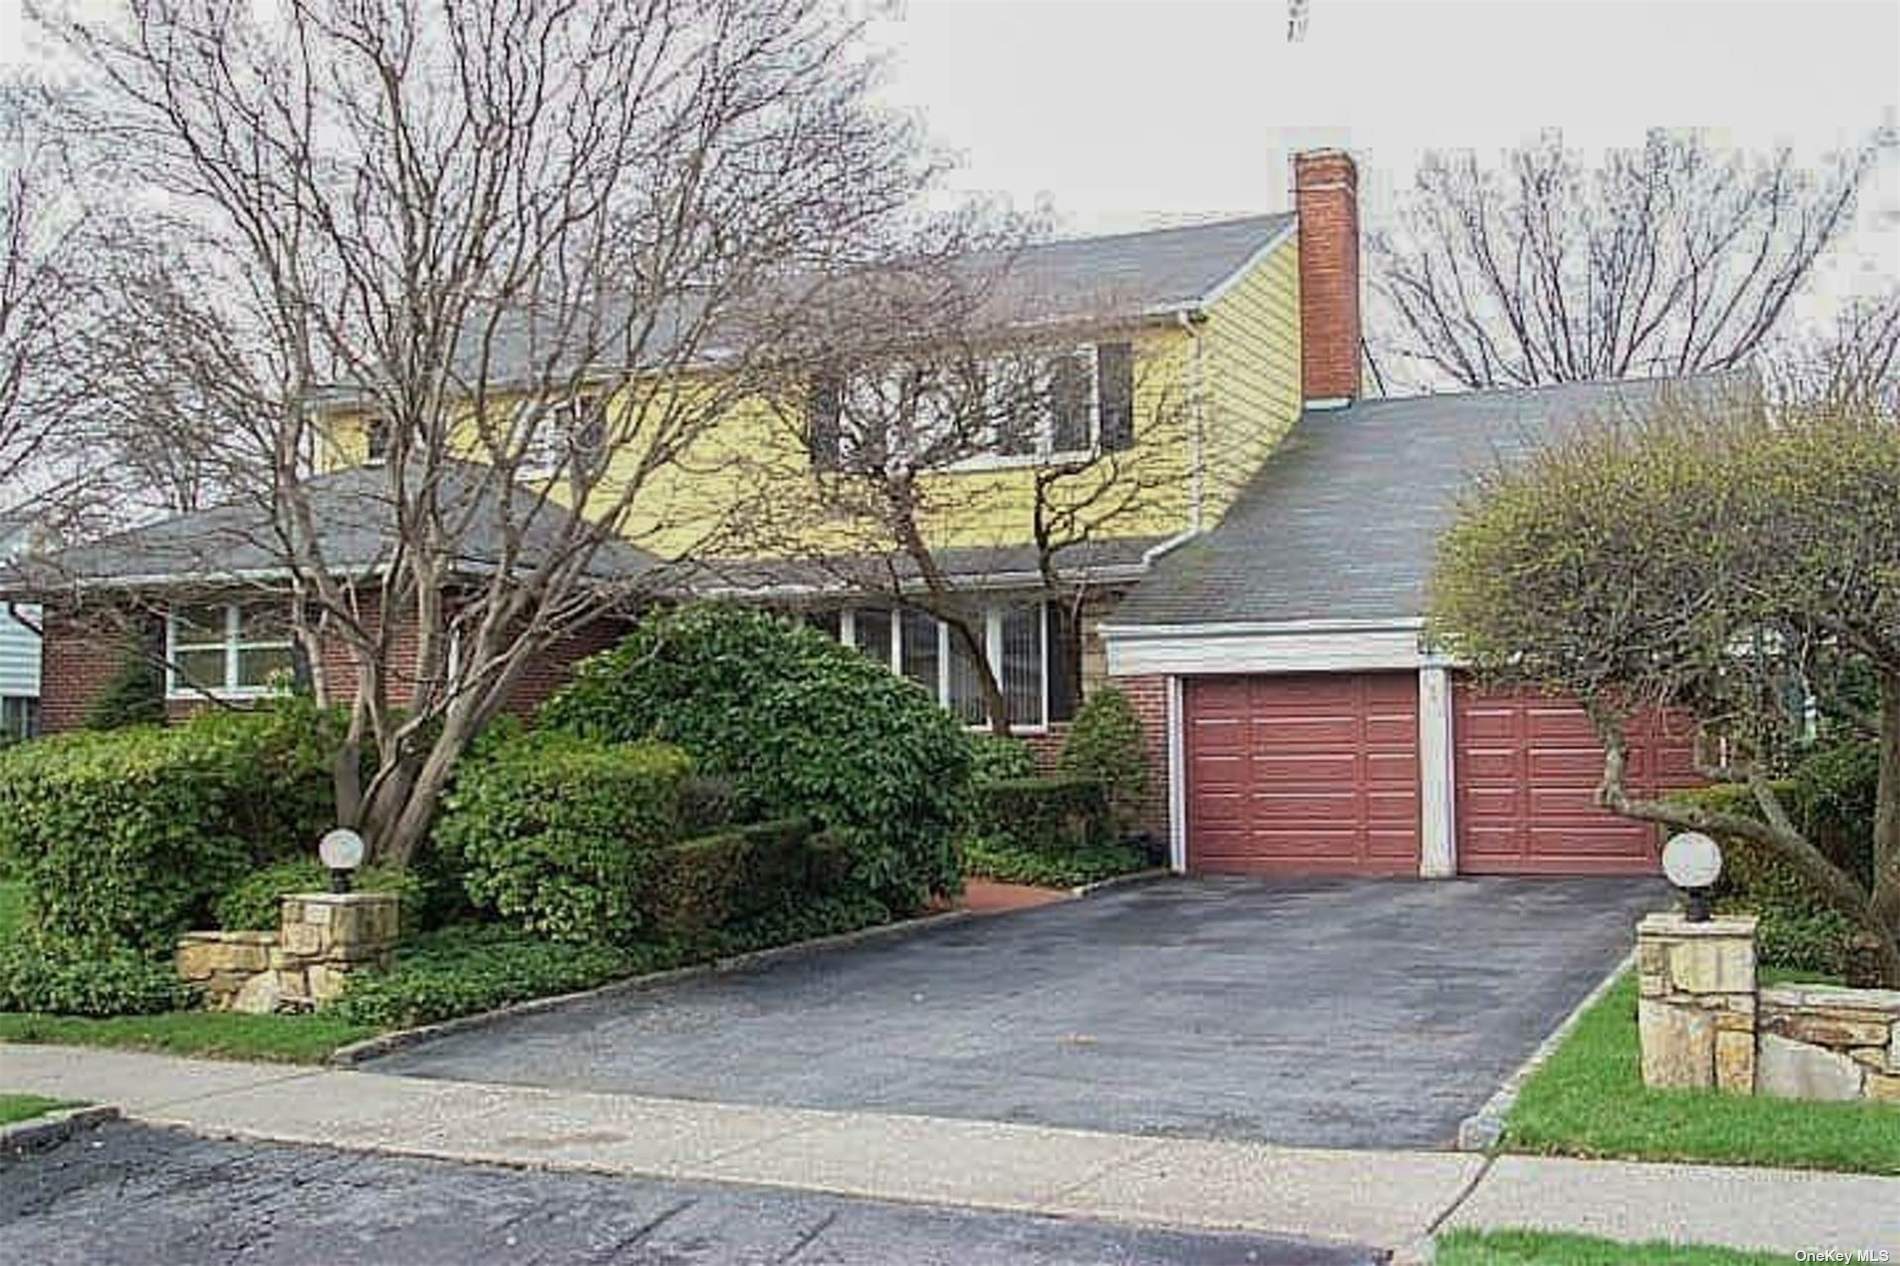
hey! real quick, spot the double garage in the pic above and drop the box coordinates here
[1178,669,1699,878]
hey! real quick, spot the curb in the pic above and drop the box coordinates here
[1069,867,1174,898]
[329,909,975,1066]
[0,1104,121,1155]
[1454,952,1633,1151]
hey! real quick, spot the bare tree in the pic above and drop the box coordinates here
[1370,129,1891,390]
[0,82,90,522]
[742,240,1192,735]
[38,0,927,864]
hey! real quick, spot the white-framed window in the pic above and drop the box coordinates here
[166,602,297,699]
[815,601,1053,731]
[516,393,605,478]
[808,341,1135,473]
[0,696,36,741]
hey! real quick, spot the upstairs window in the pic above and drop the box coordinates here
[167,603,297,698]
[808,341,1136,471]
[516,394,605,478]
[365,415,391,463]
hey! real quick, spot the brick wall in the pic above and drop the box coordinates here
[1115,674,1171,845]
[1293,149,1361,403]
[38,591,628,733]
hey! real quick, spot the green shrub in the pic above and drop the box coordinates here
[1057,688,1149,835]
[645,819,849,938]
[541,604,971,912]
[215,860,426,933]
[1669,756,1875,978]
[82,649,166,731]
[435,731,692,944]
[0,702,342,953]
[961,836,1148,889]
[970,734,1038,783]
[329,894,891,1030]
[0,939,198,1016]
[967,775,1110,855]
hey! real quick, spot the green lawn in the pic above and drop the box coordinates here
[1504,971,1900,1173]
[0,1011,373,1064]
[1438,1229,1783,1266]
[0,1093,80,1126]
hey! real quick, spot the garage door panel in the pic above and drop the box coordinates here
[1186,673,1421,876]
[1454,683,1700,875]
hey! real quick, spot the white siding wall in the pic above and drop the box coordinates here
[0,603,40,698]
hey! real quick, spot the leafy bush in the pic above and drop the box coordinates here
[0,939,198,1016]
[961,836,1149,889]
[435,731,692,944]
[1057,688,1149,835]
[0,702,342,953]
[1669,754,1876,978]
[541,604,971,912]
[82,649,166,731]
[970,734,1038,783]
[967,775,1110,855]
[645,818,849,939]
[215,860,426,933]
[329,894,891,1030]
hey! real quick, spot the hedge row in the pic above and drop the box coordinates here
[967,775,1112,856]
[0,702,341,953]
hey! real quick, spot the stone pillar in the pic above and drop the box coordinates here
[1636,913,1758,1093]
[272,892,400,1006]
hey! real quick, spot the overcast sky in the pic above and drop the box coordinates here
[864,0,1900,309]
[4,0,1895,309]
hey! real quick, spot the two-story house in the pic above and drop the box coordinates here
[0,512,46,740]
[3,149,1704,879]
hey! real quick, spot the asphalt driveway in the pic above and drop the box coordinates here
[375,875,1664,1149]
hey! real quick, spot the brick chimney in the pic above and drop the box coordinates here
[1292,150,1361,405]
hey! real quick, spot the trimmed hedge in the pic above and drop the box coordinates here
[0,702,342,953]
[215,860,426,934]
[967,775,1111,856]
[647,818,851,939]
[0,939,198,1017]
[541,604,971,912]
[961,837,1148,889]
[436,732,693,945]
[328,894,891,1030]
[1057,688,1149,835]
[970,734,1038,783]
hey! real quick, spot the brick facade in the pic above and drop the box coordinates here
[37,592,626,733]
[1114,674,1171,845]
[1293,149,1361,403]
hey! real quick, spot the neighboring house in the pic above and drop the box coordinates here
[0,512,47,740]
[2,147,1708,878]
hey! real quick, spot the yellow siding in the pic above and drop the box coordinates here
[1199,231,1302,524]
[309,231,1303,567]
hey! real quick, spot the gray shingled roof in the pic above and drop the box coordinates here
[692,534,1169,595]
[3,462,657,593]
[402,215,1297,394]
[1111,377,1721,627]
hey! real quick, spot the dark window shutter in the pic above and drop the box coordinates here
[1047,600,1082,723]
[365,415,391,462]
[808,375,843,470]
[1096,343,1134,451]
[1050,353,1091,452]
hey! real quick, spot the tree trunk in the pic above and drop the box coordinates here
[1596,726,1900,987]
[1869,672,1900,936]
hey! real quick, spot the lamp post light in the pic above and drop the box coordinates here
[1661,831,1723,923]
[318,828,367,894]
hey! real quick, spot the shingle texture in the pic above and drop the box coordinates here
[4,462,657,592]
[1112,377,1723,627]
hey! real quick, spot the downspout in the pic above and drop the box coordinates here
[1176,310,1208,533]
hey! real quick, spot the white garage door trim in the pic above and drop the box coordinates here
[1102,619,1458,878]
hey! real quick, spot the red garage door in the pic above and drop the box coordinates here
[1185,673,1420,875]
[1455,684,1701,875]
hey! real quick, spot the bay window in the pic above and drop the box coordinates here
[167,603,297,698]
[829,600,1069,730]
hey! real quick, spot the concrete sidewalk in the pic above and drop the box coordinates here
[5,1043,1897,1256]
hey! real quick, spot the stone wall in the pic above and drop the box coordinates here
[176,891,398,1014]
[1636,911,1900,1104]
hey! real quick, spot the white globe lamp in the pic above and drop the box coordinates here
[1661,831,1723,922]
